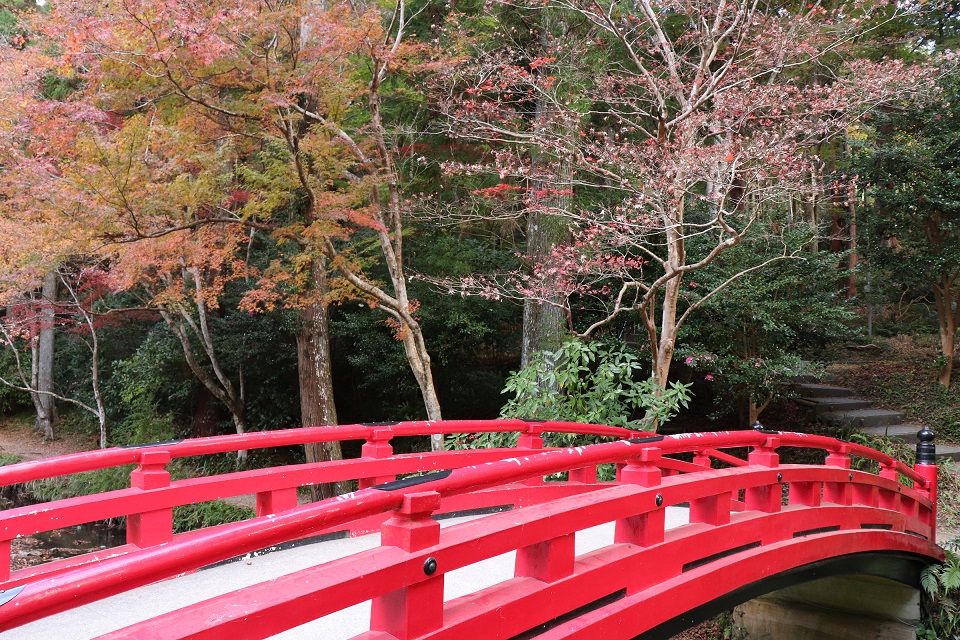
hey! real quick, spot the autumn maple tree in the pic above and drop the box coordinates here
[0,6,92,441]
[10,0,455,456]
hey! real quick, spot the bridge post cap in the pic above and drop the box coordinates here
[399,491,442,515]
[916,425,937,465]
[521,421,543,435]
[752,421,764,431]
[139,450,171,465]
[638,447,662,463]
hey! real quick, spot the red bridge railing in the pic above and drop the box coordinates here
[0,421,942,639]
[0,419,633,584]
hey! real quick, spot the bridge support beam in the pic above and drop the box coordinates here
[734,574,919,640]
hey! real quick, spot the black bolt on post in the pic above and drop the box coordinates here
[916,426,937,466]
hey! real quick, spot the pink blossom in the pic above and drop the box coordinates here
[685,356,693,363]
[705,375,713,381]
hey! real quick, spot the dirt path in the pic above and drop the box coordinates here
[0,417,97,463]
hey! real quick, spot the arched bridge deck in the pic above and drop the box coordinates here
[0,420,943,639]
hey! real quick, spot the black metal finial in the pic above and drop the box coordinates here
[916,426,937,466]
[752,421,764,432]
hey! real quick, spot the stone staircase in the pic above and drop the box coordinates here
[794,383,960,462]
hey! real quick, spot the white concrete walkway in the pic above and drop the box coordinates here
[2,507,690,640]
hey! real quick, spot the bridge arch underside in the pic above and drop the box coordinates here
[636,551,931,640]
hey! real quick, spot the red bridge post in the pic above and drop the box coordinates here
[370,491,443,639]
[359,428,396,489]
[823,445,852,505]
[615,447,665,547]
[690,442,732,525]
[518,423,544,486]
[256,487,298,517]
[745,436,781,513]
[127,450,173,548]
[878,461,902,513]
[0,540,9,582]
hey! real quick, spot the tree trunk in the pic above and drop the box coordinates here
[399,328,444,450]
[191,386,224,438]
[34,271,58,439]
[934,273,959,388]
[522,207,569,368]
[652,192,686,393]
[297,262,344,500]
[846,201,858,298]
[521,33,573,370]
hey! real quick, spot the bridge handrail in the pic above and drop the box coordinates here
[657,431,927,487]
[0,421,927,489]
[0,429,938,633]
[0,428,930,550]
[0,419,635,487]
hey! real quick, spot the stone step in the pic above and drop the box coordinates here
[810,397,874,413]
[821,409,904,429]
[794,383,857,399]
[936,444,960,462]
[859,424,923,443]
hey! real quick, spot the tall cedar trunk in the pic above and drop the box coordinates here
[297,263,344,500]
[521,33,572,369]
[34,271,57,439]
[844,138,859,298]
[522,209,569,368]
[934,273,960,388]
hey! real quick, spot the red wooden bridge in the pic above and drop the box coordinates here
[0,420,943,639]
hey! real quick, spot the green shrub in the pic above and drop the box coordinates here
[919,538,960,640]
[173,501,254,533]
[450,338,691,450]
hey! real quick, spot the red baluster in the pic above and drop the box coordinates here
[914,426,938,540]
[127,450,173,548]
[518,423,544,486]
[616,448,665,546]
[256,487,298,517]
[371,491,443,640]
[0,540,9,582]
[359,428,396,489]
[516,533,575,583]
[745,437,781,513]
[823,446,852,505]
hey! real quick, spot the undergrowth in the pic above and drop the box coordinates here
[919,537,960,640]
[23,462,254,532]
[829,336,960,442]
